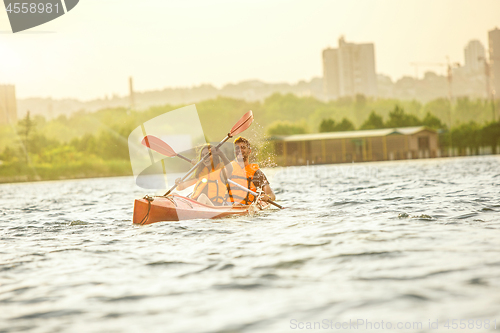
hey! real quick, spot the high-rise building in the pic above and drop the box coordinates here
[0,85,17,125]
[322,48,339,99]
[464,40,486,74]
[322,36,377,99]
[489,27,500,98]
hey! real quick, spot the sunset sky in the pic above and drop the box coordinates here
[1,0,499,100]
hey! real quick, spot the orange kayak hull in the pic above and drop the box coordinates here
[133,194,267,224]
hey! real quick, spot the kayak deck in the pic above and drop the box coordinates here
[133,194,268,224]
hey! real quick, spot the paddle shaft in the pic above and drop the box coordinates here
[227,179,284,209]
[176,153,192,163]
[163,134,231,196]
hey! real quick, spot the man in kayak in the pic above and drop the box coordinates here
[226,137,276,205]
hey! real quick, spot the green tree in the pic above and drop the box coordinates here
[421,112,445,129]
[0,146,19,162]
[481,121,500,154]
[17,111,34,161]
[319,117,355,132]
[319,118,336,132]
[266,120,308,136]
[385,105,421,128]
[422,98,450,125]
[360,111,384,130]
[454,97,491,124]
[70,133,98,155]
[451,122,481,154]
[95,126,133,160]
[336,118,355,131]
[30,133,59,155]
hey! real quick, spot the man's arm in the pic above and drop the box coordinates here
[252,169,275,202]
[262,184,276,202]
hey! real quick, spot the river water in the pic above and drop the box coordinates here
[1,156,499,333]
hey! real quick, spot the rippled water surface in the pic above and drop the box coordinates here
[1,156,500,333]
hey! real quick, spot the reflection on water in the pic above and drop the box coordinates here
[1,156,499,332]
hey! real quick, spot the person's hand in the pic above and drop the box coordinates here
[261,194,271,202]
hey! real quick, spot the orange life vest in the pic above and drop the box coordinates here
[226,161,260,205]
[192,166,227,205]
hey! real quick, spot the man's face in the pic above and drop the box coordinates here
[234,142,250,162]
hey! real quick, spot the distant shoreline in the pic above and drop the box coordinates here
[2,154,499,186]
[0,174,133,185]
[0,159,133,185]
[0,171,132,185]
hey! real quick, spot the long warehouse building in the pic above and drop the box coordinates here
[271,126,439,166]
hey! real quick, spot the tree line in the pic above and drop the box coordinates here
[267,105,446,135]
[0,93,498,182]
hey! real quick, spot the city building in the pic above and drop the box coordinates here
[489,27,500,99]
[271,127,439,166]
[464,40,486,74]
[322,36,377,99]
[0,85,17,125]
[450,39,489,99]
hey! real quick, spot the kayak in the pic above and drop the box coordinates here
[133,194,269,224]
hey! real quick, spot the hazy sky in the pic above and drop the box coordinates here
[1,0,499,100]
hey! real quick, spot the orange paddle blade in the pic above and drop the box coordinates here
[141,135,177,157]
[229,110,253,137]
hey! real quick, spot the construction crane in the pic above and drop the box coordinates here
[410,58,460,101]
[410,58,461,152]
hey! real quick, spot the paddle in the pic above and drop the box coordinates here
[227,179,284,209]
[161,110,254,197]
[141,135,192,163]
[142,136,285,209]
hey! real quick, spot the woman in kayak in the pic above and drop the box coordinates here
[175,144,233,206]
